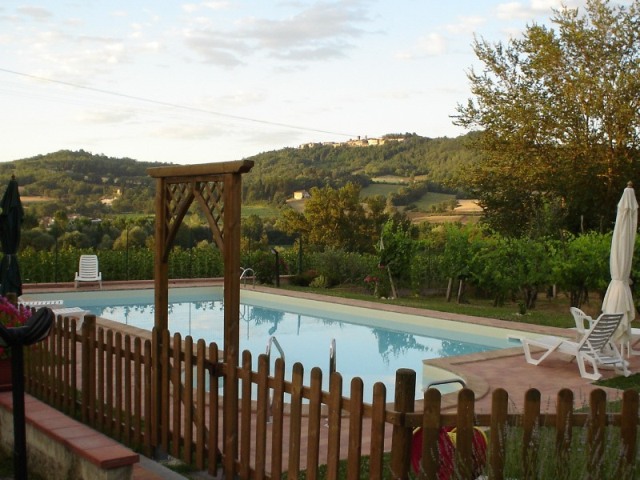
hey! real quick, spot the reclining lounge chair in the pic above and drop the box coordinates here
[74,254,102,289]
[520,312,630,380]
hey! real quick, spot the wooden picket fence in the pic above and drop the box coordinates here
[23,313,640,479]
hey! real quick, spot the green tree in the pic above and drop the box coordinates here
[377,218,418,297]
[278,183,379,253]
[552,232,611,307]
[455,0,640,235]
[440,223,483,302]
[113,226,149,249]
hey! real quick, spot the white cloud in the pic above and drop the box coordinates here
[206,90,267,108]
[182,4,199,14]
[202,1,231,10]
[496,0,584,20]
[181,0,371,66]
[77,109,137,124]
[445,16,486,35]
[397,32,448,59]
[152,123,229,140]
[182,30,247,66]
[16,6,52,21]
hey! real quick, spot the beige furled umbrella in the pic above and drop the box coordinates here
[602,182,638,352]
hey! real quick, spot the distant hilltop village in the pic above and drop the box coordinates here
[298,135,405,149]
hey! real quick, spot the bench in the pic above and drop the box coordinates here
[0,392,139,480]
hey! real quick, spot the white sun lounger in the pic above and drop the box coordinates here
[19,299,64,308]
[519,312,630,380]
[51,307,88,319]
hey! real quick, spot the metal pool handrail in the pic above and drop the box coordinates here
[423,378,466,391]
[266,335,285,363]
[329,338,336,375]
[240,267,256,288]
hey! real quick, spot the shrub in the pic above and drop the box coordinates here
[309,275,330,288]
[288,269,317,287]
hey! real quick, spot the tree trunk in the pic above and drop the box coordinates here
[456,279,466,304]
[387,266,398,299]
[446,278,453,302]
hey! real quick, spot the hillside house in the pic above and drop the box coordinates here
[293,190,310,200]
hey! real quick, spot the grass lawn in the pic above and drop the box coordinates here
[283,284,576,328]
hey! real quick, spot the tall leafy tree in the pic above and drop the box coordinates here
[278,183,380,252]
[455,0,640,235]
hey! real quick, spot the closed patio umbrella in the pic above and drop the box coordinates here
[0,175,24,297]
[601,182,638,350]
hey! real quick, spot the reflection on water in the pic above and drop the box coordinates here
[88,295,502,400]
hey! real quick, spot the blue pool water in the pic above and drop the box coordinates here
[30,287,517,400]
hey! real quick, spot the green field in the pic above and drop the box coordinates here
[360,184,399,197]
[242,203,281,218]
[242,187,459,222]
[413,191,456,210]
[361,184,456,211]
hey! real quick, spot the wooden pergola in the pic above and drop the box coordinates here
[147,160,254,475]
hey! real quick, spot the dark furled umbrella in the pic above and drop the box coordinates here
[0,175,24,297]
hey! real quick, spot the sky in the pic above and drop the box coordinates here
[0,0,631,165]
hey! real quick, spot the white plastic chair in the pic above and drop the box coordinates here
[74,255,102,289]
[570,307,595,339]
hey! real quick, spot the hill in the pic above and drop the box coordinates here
[242,132,482,204]
[0,133,482,220]
[0,150,171,218]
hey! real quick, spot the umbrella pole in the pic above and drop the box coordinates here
[11,345,27,480]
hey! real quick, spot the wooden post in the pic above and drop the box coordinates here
[152,176,168,456]
[522,388,541,480]
[490,388,509,480]
[81,314,96,424]
[555,389,573,479]
[147,160,253,473]
[421,387,442,479]
[619,389,638,478]
[390,368,416,479]
[455,388,475,479]
[587,389,607,480]
[223,171,242,477]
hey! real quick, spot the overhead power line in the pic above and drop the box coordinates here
[0,67,356,138]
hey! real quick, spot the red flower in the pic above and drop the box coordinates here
[0,296,32,359]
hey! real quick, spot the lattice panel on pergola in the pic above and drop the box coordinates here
[162,179,226,257]
[197,180,224,228]
[165,182,191,234]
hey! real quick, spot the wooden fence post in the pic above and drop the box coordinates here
[490,388,509,480]
[307,367,323,480]
[171,332,182,459]
[207,342,220,477]
[555,388,573,479]
[326,371,344,480]
[81,314,96,424]
[455,388,475,479]
[587,389,607,480]
[390,368,416,479]
[421,387,442,480]
[522,388,541,480]
[346,377,364,480]
[287,362,304,479]
[619,389,639,479]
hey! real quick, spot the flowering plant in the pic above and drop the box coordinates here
[364,274,382,296]
[0,296,32,359]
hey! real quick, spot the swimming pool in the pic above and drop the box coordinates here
[26,287,519,400]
